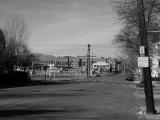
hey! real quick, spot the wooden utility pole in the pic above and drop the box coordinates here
[137,0,156,114]
[87,44,91,77]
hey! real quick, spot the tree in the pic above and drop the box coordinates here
[0,29,6,73]
[0,29,6,54]
[114,26,139,72]
[114,0,160,29]
[3,15,31,71]
[113,0,160,72]
[17,45,34,71]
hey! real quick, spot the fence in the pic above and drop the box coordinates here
[30,70,86,81]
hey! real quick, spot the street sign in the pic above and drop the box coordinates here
[138,57,149,67]
[140,46,145,54]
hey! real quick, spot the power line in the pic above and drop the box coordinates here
[91,45,114,47]
[29,44,87,47]
[29,44,118,48]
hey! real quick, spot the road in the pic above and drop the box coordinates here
[0,73,139,120]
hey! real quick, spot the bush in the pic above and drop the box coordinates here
[0,71,31,85]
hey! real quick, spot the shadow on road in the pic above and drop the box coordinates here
[0,92,86,99]
[0,80,76,89]
[0,109,64,117]
[0,108,86,117]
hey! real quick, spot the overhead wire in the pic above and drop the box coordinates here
[29,44,87,47]
[29,43,121,58]
[29,44,119,48]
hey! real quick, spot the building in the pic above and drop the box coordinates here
[92,62,109,70]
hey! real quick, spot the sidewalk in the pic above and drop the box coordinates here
[139,106,160,120]
[134,80,160,120]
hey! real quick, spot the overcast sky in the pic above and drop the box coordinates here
[0,0,122,57]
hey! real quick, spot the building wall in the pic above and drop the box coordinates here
[92,62,109,69]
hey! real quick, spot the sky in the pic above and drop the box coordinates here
[0,0,122,57]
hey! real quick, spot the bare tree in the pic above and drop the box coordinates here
[114,0,160,29]
[0,29,7,73]
[113,0,160,73]
[4,15,29,53]
[3,15,31,71]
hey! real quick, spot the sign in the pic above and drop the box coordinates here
[140,46,145,54]
[138,57,149,67]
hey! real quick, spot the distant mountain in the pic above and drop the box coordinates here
[33,53,77,62]
[33,53,115,63]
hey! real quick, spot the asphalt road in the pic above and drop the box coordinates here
[0,73,139,120]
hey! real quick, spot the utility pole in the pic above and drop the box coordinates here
[137,0,156,114]
[87,44,91,77]
[78,46,95,77]
[67,56,70,69]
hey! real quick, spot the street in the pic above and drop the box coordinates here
[0,73,139,120]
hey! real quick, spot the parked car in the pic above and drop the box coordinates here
[125,72,134,81]
[94,71,101,77]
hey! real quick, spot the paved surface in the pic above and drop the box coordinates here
[0,73,139,120]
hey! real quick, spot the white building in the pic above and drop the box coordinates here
[47,64,55,70]
[46,63,61,76]
[92,62,109,70]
